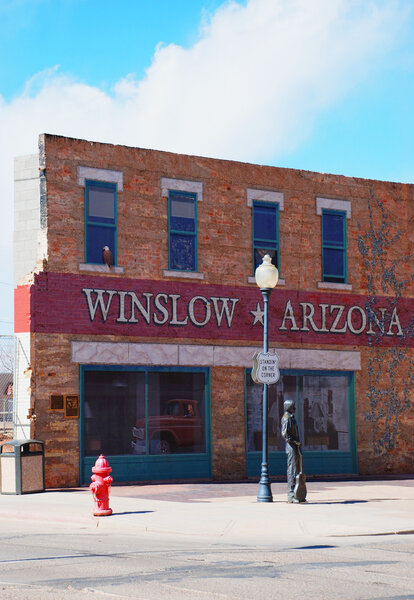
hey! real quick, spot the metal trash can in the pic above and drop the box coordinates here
[0,440,45,494]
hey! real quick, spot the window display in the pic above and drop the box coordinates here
[84,371,145,456]
[83,369,206,457]
[246,371,351,453]
[300,375,349,451]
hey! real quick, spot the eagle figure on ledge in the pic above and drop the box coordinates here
[102,246,113,269]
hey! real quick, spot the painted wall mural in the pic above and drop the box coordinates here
[14,272,413,348]
[357,189,413,463]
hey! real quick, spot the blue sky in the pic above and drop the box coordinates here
[1,0,224,102]
[0,0,413,334]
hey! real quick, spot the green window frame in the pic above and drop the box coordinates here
[168,190,198,272]
[322,209,346,283]
[252,201,279,275]
[84,179,117,265]
[80,365,211,484]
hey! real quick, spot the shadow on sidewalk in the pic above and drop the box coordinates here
[113,511,154,516]
[307,498,401,505]
[307,500,368,504]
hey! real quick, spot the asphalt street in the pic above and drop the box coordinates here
[0,480,413,600]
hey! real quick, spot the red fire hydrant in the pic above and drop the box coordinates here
[89,455,113,516]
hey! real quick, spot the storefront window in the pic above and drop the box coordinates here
[148,372,206,455]
[84,371,145,457]
[246,371,351,453]
[246,374,289,452]
[83,369,206,457]
[300,375,349,451]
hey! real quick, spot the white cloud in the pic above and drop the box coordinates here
[0,0,408,330]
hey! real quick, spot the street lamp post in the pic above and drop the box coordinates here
[255,254,278,503]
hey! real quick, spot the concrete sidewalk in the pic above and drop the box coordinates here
[0,480,413,543]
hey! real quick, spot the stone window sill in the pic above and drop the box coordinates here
[163,270,204,280]
[79,263,125,274]
[317,281,352,291]
[248,276,286,286]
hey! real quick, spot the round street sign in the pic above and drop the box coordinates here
[252,351,280,385]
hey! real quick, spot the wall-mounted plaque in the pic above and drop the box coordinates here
[50,394,64,410]
[65,395,79,418]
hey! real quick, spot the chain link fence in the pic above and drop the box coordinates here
[0,335,15,439]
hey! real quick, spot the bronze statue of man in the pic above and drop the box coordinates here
[281,399,301,503]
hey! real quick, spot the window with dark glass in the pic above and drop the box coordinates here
[168,190,197,271]
[246,371,350,453]
[85,180,117,264]
[147,371,206,454]
[322,209,346,283]
[83,369,206,456]
[83,371,145,457]
[252,201,279,273]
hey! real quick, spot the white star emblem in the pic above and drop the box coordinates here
[250,302,264,326]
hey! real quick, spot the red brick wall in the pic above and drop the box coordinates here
[41,134,414,296]
[211,367,246,480]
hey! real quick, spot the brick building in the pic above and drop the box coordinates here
[14,134,413,488]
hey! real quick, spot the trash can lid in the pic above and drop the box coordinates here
[0,439,44,447]
[0,439,44,453]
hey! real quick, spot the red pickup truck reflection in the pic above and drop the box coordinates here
[131,399,203,454]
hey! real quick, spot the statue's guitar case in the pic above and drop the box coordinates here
[294,450,307,502]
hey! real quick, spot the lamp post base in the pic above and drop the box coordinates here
[257,476,273,503]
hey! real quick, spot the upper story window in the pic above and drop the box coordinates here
[85,180,117,265]
[247,189,283,279]
[168,190,197,271]
[252,201,279,272]
[77,166,123,271]
[161,178,203,279]
[321,209,346,283]
[316,197,351,289]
